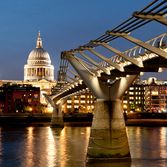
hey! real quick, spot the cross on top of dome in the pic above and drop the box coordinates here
[36,31,43,48]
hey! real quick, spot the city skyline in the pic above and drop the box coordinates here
[0,0,166,80]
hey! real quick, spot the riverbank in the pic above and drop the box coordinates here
[125,112,167,126]
[0,113,52,126]
[126,119,167,126]
[1,112,167,127]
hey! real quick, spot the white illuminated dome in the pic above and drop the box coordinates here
[24,32,54,81]
[27,48,51,66]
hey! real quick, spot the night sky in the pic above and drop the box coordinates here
[0,0,166,80]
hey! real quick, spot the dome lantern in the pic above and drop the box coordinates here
[36,31,43,48]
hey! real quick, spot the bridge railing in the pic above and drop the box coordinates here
[99,33,167,68]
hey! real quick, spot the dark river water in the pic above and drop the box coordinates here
[0,126,167,167]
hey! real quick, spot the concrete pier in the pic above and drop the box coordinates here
[43,94,64,128]
[87,100,130,161]
[66,53,138,161]
[50,103,64,128]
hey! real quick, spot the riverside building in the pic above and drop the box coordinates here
[0,32,56,113]
[0,84,40,113]
[61,77,167,114]
[61,89,95,114]
[145,78,167,113]
[123,77,167,113]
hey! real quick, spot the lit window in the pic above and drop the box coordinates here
[67,105,72,108]
[67,100,72,103]
[151,91,158,95]
[74,105,78,108]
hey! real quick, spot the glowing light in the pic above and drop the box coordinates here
[123,104,127,109]
[47,106,53,113]
[28,107,33,112]
[158,67,164,72]
[151,91,158,95]
[136,108,140,112]
[140,72,144,76]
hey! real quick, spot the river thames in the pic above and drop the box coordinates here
[0,126,167,167]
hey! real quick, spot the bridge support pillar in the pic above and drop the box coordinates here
[51,102,64,128]
[87,99,130,162]
[43,94,64,128]
[66,53,138,161]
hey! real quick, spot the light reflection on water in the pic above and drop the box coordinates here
[0,126,167,167]
[127,127,167,160]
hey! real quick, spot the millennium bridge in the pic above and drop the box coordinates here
[44,0,167,162]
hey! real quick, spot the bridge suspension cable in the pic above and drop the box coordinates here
[85,0,166,47]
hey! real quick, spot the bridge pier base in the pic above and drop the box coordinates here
[87,99,130,162]
[50,104,64,128]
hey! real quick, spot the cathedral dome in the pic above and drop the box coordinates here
[27,48,51,66]
[24,32,54,81]
[27,32,51,66]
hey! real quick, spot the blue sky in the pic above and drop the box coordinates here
[0,0,166,80]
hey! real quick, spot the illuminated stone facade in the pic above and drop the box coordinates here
[123,77,167,113]
[24,32,54,82]
[145,78,167,113]
[23,32,56,108]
